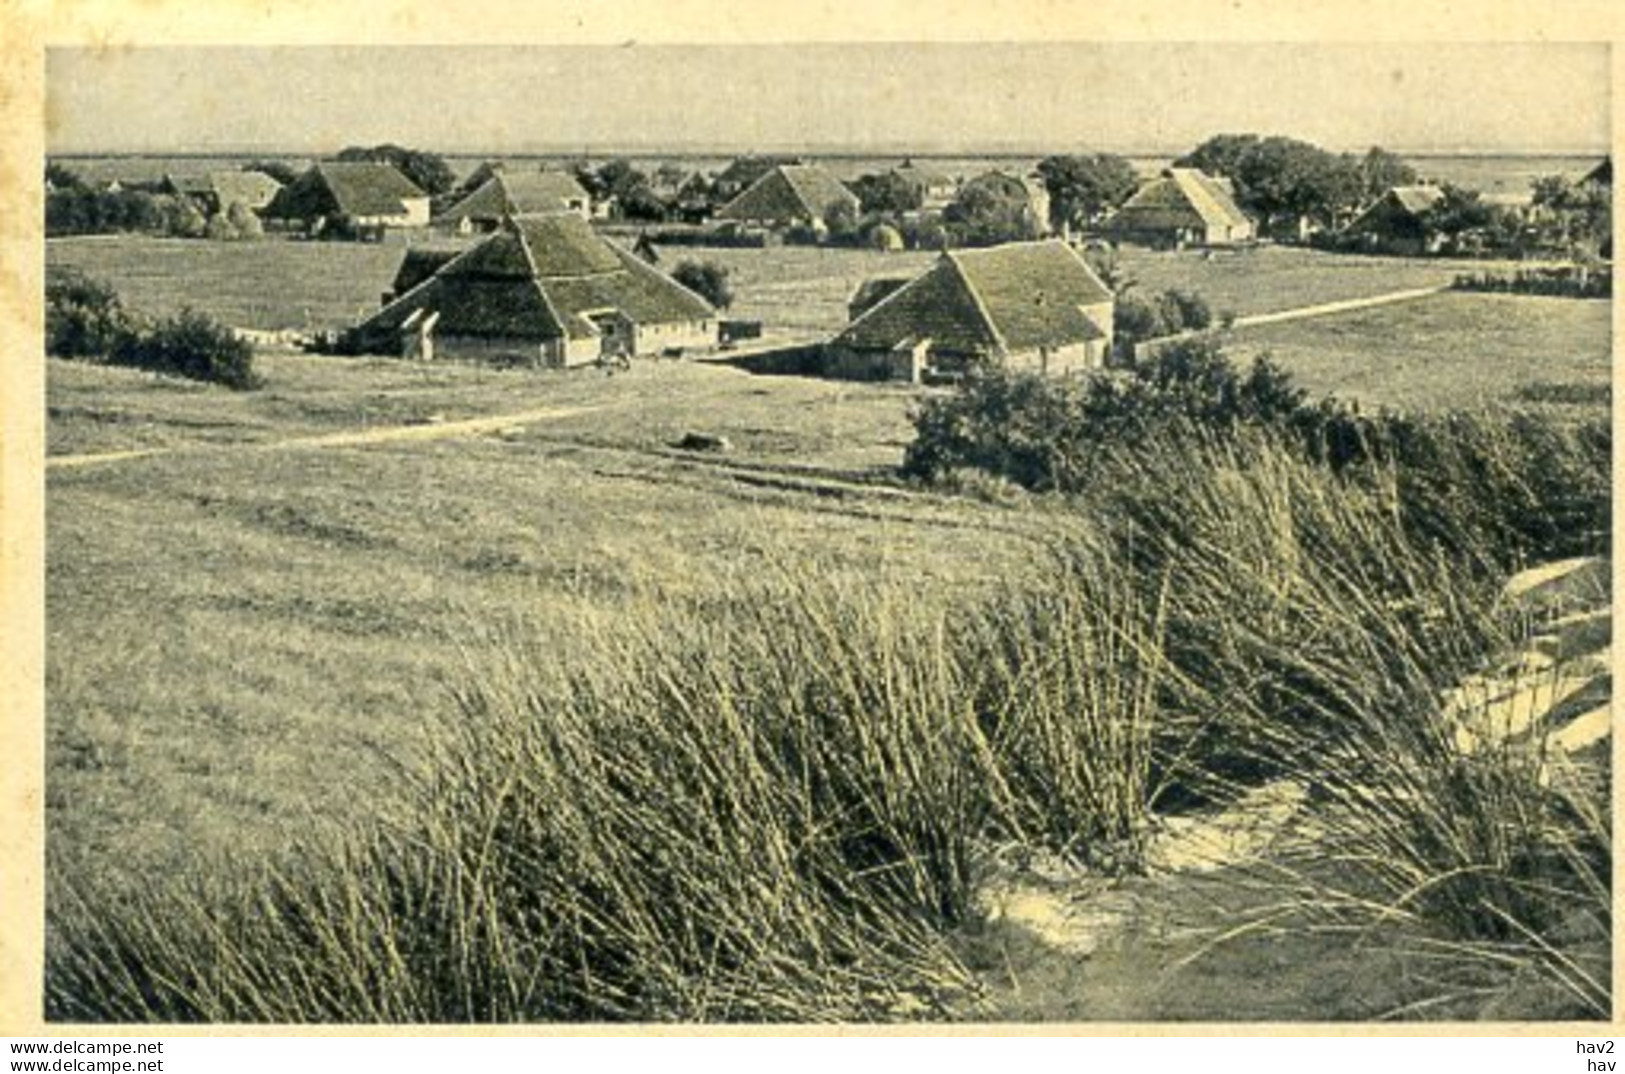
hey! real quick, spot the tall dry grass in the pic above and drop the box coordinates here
[48,553,1167,1022]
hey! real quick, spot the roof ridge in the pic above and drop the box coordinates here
[942,251,1009,354]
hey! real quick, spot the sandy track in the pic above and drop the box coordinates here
[46,404,608,471]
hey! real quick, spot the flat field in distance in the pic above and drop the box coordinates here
[1226,291,1611,410]
[49,233,1553,341]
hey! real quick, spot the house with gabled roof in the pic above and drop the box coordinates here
[712,155,803,199]
[1340,184,1445,255]
[436,170,592,232]
[350,213,715,367]
[713,164,859,233]
[1110,168,1254,248]
[263,161,429,237]
[892,159,957,210]
[162,171,284,216]
[826,240,1114,382]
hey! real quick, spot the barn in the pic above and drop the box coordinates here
[1340,185,1446,255]
[263,162,430,237]
[713,164,859,232]
[162,171,284,216]
[350,213,716,367]
[1110,168,1254,248]
[436,170,593,231]
[826,240,1114,382]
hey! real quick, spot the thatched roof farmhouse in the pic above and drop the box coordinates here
[1110,167,1254,247]
[264,162,429,236]
[162,170,284,215]
[351,213,715,366]
[827,240,1114,381]
[436,170,592,231]
[1340,184,1445,254]
[713,164,859,231]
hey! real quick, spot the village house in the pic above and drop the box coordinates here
[891,159,957,211]
[1340,184,1445,255]
[712,163,859,234]
[960,170,1052,237]
[711,155,804,200]
[161,171,284,216]
[435,169,592,232]
[1109,167,1254,248]
[263,161,429,238]
[825,239,1114,382]
[350,213,716,367]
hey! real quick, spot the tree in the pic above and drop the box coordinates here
[1178,133,1364,234]
[823,199,859,240]
[46,160,83,190]
[204,213,236,241]
[1356,147,1417,202]
[1175,134,1263,181]
[225,201,264,240]
[46,268,131,357]
[1036,154,1140,231]
[242,160,299,186]
[335,144,455,196]
[943,184,1040,247]
[1419,184,1492,245]
[850,172,921,215]
[672,260,733,310]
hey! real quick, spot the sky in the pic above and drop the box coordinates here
[46,43,1611,156]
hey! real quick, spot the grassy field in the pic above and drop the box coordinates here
[47,355,1061,878]
[48,232,1545,341]
[1115,244,1533,320]
[1225,291,1611,410]
[42,227,1612,1021]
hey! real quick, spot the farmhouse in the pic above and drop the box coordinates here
[351,212,716,367]
[826,240,1114,382]
[712,155,803,199]
[891,159,957,210]
[1110,168,1254,248]
[263,162,429,237]
[713,164,859,232]
[436,170,592,231]
[961,170,1052,237]
[162,171,283,215]
[1340,185,1445,255]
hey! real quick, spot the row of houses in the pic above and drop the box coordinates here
[346,205,1116,381]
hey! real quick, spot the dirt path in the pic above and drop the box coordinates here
[1229,285,1449,328]
[46,403,610,471]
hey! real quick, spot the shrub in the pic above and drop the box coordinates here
[45,268,133,359]
[672,259,733,310]
[110,309,260,390]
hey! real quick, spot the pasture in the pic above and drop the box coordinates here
[1226,291,1611,410]
[48,233,1543,342]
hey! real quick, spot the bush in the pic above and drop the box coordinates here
[46,268,133,359]
[671,259,733,310]
[110,309,260,390]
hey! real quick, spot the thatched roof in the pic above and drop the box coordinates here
[437,171,590,223]
[355,213,713,345]
[714,155,803,191]
[893,159,953,188]
[1387,185,1446,215]
[834,240,1111,356]
[1113,168,1251,233]
[266,162,425,220]
[714,164,858,225]
[164,170,283,210]
[1582,157,1611,186]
